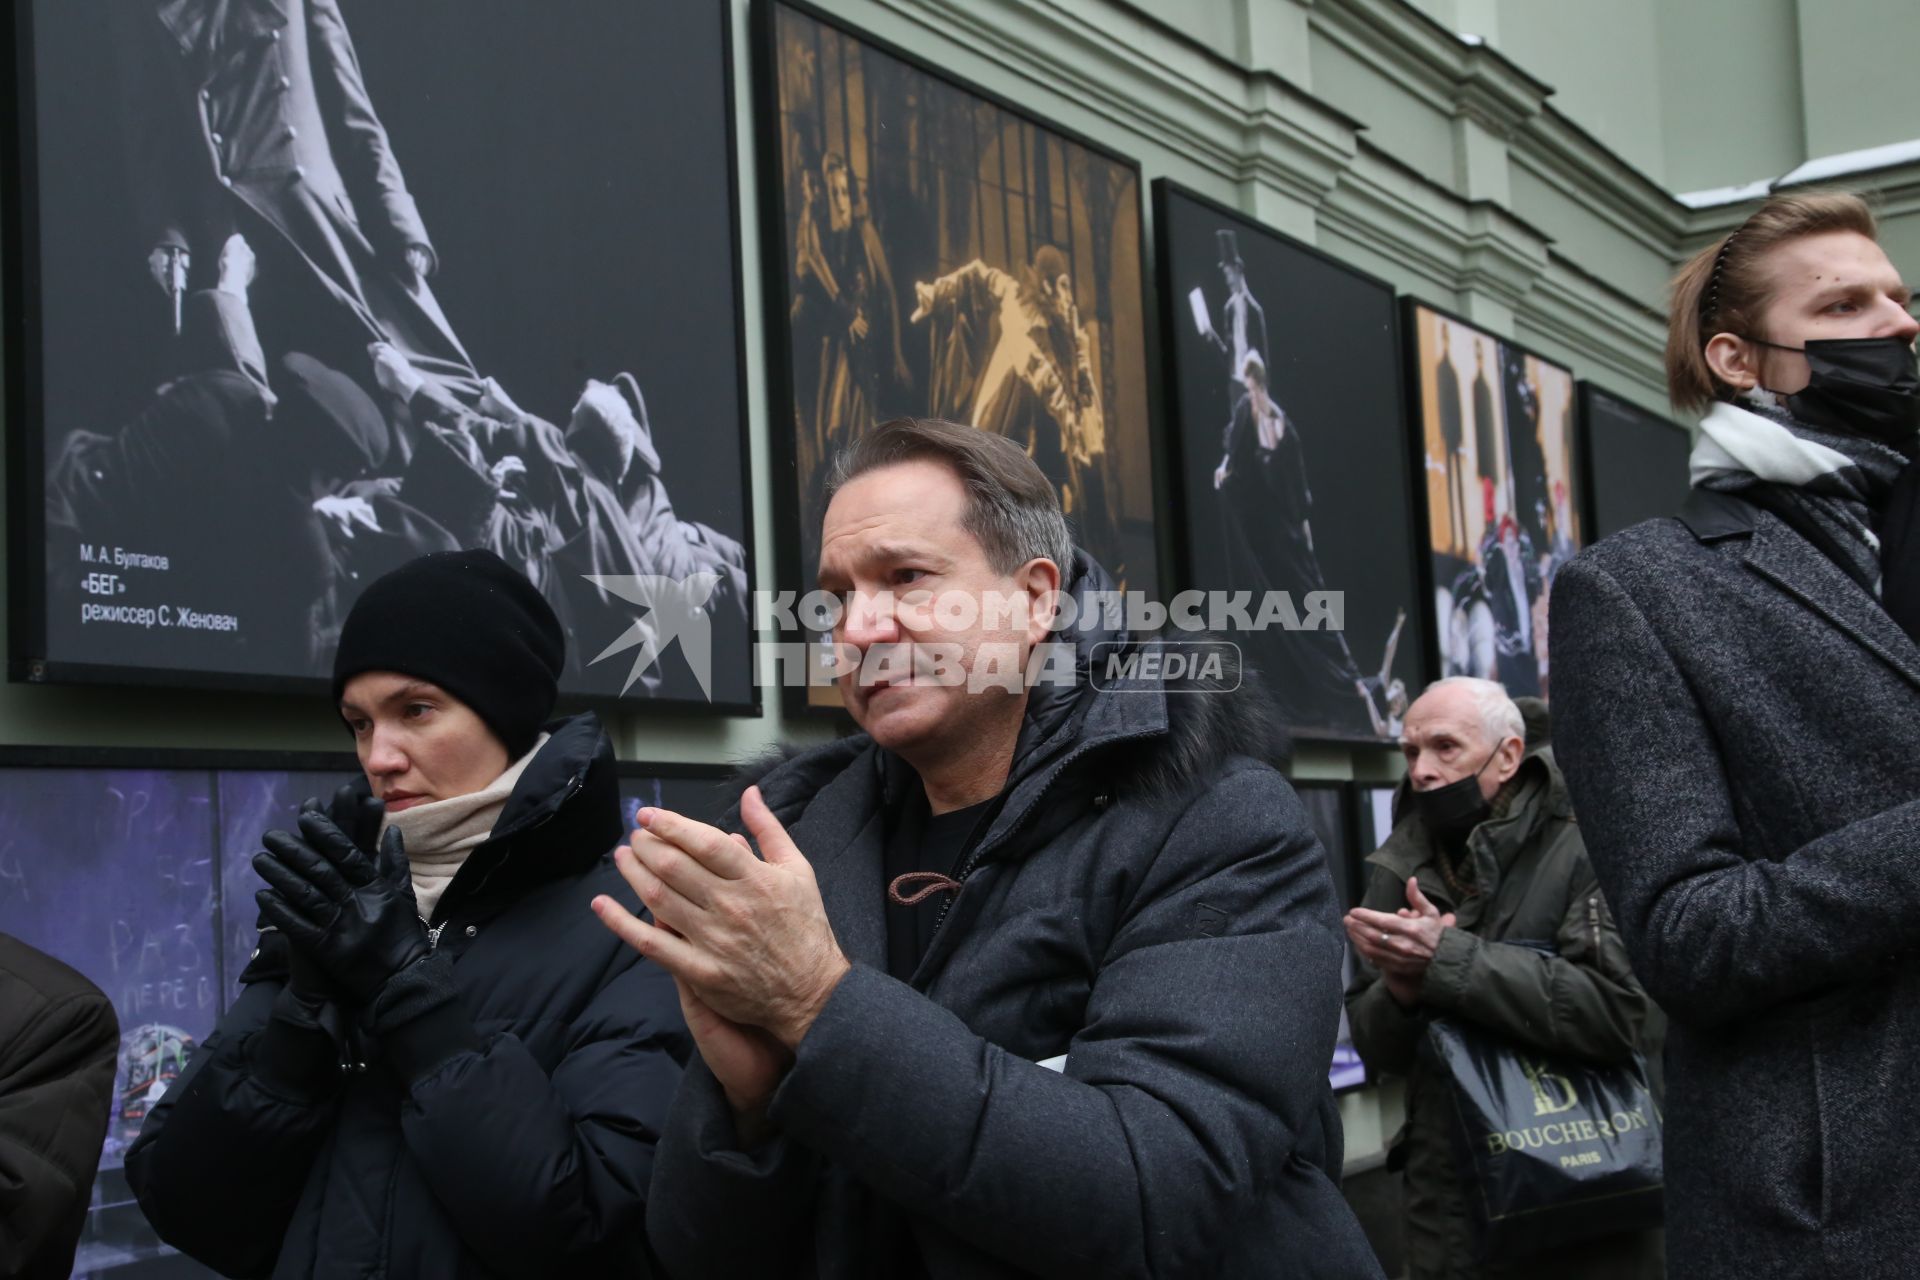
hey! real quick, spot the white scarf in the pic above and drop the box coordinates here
[1690,394,1905,593]
[380,733,549,921]
[1690,398,1861,502]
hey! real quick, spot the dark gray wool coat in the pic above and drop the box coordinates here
[1550,490,1920,1279]
[646,567,1382,1279]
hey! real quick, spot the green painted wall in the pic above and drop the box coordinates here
[1305,25,1460,192]
[1797,0,1920,158]
[1494,0,1670,184]
[1420,0,1912,196]
[1657,0,1806,192]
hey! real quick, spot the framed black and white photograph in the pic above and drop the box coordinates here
[1405,301,1584,702]
[0,744,730,1279]
[1578,382,1691,540]
[1292,778,1367,1093]
[1156,182,1425,743]
[6,1,756,710]
[754,0,1161,711]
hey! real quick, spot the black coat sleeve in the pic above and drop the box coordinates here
[1553,554,1920,1025]
[124,941,344,1279]
[644,1057,823,1280]
[392,951,689,1275]
[0,984,118,1279]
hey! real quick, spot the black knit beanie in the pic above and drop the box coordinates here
[332,550,565,758]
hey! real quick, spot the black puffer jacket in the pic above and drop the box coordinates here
[647,555,1382,1279]
[126,712,690,1279]
[0,936,118,1280]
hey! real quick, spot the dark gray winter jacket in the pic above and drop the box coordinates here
[1552,491,1920,1278]
[646,610,1381,1278]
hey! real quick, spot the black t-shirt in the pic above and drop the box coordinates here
[881,789,996,982]
[870,786,998,1279]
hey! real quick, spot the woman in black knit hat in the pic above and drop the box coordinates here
[126,549,690,1279]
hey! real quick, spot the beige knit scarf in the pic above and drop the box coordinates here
[380,733,549,922]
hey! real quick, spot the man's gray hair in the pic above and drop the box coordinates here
[1426,676,1526,749]
[823,417,1074,574]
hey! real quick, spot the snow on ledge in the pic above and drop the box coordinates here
[1676,138,1920,209]
[1675,180,1776,210]
[1779,137,1920,187]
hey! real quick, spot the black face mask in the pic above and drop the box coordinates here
[1751,336,1920,445]
[1411,748,1499,846]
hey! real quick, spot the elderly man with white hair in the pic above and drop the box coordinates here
[1343,677,1661,1280]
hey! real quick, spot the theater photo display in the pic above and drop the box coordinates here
[1157,182,1426,743]
[756,0,1159,709]
[1578,382,1692,540]
[1407,302,1583,701]
[9,1,755,708]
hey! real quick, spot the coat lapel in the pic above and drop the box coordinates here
[781,756,889,972]
[1744,512,1920,694]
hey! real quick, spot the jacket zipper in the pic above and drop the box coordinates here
[928,727,1157,936]
[426,771,587,935]
[451,771,587,911]
[1587,895,1600,954]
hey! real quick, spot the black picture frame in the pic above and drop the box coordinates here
[1576,381,1691,540]
[750,0,1165,718]
[0,743,731,1279]
[1290,778,1368,1093]
[1400,299,1586,702]
[1153,179,1428,745]
[1291,777,1362,911]
[1353,781,1401,854]
[4,1,759,714]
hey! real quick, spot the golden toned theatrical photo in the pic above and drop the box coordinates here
[766,3,1156,707]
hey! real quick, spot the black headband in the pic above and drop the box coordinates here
[1704,226,1743,330]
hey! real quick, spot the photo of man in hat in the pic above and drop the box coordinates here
[1195,229,1270,403]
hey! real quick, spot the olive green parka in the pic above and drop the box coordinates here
[1346,749,1664,1280]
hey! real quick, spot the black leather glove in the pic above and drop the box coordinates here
[321,783,385,853]
[314,784,417,920]
[255,809,426,1011]
[259,805,477,1084]
[278,788,388,1010]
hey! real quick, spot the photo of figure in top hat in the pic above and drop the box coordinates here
[1410,302,1582,700]
[1158,183,1425,743]
[1187,230,1269,405]
[14,1,756,707]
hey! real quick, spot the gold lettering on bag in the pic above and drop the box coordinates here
[1483,1106,1650,1156]
[1522,1059,1579,1116]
